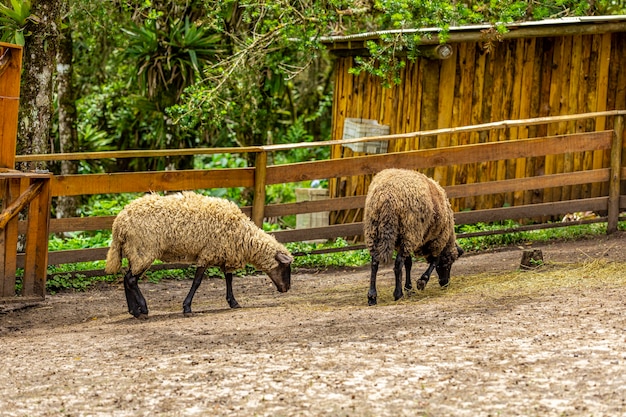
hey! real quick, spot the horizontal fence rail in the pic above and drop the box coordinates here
[10,111,626,271]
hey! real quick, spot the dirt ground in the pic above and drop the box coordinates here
[1,233,626,417]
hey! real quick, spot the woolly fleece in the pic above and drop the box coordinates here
[105,192,291,275]
[363,168,457,264]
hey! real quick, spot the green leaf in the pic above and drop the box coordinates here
[14,29,24,45]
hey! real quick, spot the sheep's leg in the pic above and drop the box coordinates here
[225,272,241,309]
[393,254,405,301]
[182,266,207,316]
[404,256,413,292]
[367,259,379,306]
[416,258,437,290]
[123,268,148,318]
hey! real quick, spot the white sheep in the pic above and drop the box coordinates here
[105,192,293,318]
[363,168,463,305]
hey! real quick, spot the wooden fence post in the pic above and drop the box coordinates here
[0,42,22,169]
[252,151,267,227]
[0,178,20,297]
[607,115,624,234]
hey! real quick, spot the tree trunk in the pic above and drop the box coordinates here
[55,3,80,219]
[16,0,61,172]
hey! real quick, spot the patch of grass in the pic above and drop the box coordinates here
[288,238,370,269]
[456,220,610,252]
[432,258,626,301]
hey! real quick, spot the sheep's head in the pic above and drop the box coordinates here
[266,252,293,292]
[436,243,464,287]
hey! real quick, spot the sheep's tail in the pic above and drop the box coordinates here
[364,203,399,265]
[105,229,123,274]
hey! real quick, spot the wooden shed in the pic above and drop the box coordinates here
[323,16,626,223]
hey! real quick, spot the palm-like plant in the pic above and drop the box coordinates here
[118,5,224,169]
[0,0,39,45]
[122,16,223,106]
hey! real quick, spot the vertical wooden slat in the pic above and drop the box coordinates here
[1,178,20,297]
[21,178,36,296]
[435,49,456,187]
[0,43,22,170]
[555,36,573,203]
[330,57,350,207]
[502,40,520,207]
[505,39,531,206]
[398,61,415,153]
[34,178,51,295]
[607,115,623,233]
[449,48,463,211]
[0,43,23,297]
[581,35,595,199]
[419,59,440,179]
[457,42,476,210]
[597,32,613,197]
[589,34,606,197]
[478,44,492,209]
[412,58,423,151]
[613,34,626,199]
[22,177,51,298]
[515,38,535,206]
[251,151,267,228]
[544,37,565,206]
[568,35,584,201]
[0,179,5,295]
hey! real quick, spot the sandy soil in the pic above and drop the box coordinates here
[1,233,626,416]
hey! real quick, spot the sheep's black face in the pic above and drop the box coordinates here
[436,244,464,287]
[267,252,293,292]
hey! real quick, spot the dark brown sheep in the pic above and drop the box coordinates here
[363,169,463,305]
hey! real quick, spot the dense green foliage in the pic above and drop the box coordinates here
[7,0,622,173]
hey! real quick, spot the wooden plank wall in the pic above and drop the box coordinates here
[329,32,626,217]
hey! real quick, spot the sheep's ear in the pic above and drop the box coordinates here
[276,252,293,265]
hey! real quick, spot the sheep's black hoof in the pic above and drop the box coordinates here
[130,309,149,319]
[368,296,377,306]
[416,280,427,291]
[183,310,193,317]
[393,291,403,301]
[229,302,241,309]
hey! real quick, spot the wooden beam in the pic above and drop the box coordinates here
[51,168,254,197]
[454,197,608,225]
[252,152,267,227]
[608,115,624,233]
[444,169,609,198]
[267,131,613,184]
[22,178,50,298]
[0,180,43,229]
[0,43,22,169]
[1,179,20,297]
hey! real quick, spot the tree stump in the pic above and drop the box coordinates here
[520,249,543,270]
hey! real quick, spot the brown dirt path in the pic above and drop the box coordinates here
[1,233,626,416]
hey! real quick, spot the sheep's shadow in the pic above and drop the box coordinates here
[112,301,285,323]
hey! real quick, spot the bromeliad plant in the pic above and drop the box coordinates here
[0,0,39,45]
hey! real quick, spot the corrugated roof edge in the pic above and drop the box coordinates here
[320,14,626,45]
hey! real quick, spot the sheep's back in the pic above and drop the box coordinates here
[364,169,454,258]
[113,192,254,271]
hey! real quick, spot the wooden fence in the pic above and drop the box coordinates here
[10,111,625,276]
